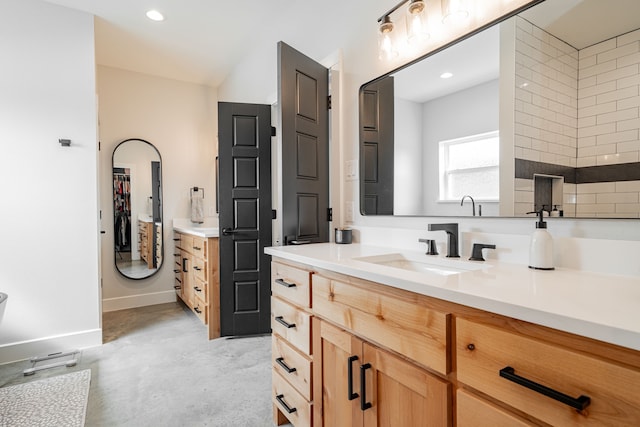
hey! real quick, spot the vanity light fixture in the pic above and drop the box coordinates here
[378,15,398,60]
[442,0,470,25]
[146,9,164,22]
[406,0,429,44]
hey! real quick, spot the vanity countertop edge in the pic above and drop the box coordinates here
[173,225,219,238]
[265,243,640,352]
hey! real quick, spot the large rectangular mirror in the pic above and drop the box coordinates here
[360,0,640,218]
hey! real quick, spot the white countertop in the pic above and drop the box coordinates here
[265,243,640,352]
[173,218,219,238]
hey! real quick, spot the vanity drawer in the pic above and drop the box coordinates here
[272,262,312,308]
[193,276,208,302]
[456,318,640,426]
[179,234,194,252]
[457,389,534,427]
[192,236,206,258]
[272,334,313,401]
[273,370,312,427]
[312,275,450,374]
[271,297,312,355]
[193,258,206,282]
[192,298,207,324]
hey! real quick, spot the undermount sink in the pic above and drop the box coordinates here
[354,252,488,276]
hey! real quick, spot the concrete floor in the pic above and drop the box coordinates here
[0,302,280,426]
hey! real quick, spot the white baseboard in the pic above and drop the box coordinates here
[102,290,177,312]
[0,328,102,365]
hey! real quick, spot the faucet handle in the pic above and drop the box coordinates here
[469,243,496,261]
[418,238,439,255]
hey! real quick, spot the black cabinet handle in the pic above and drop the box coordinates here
[360,363,372,411]
[174,269,180,273]
[173,285,181,290]
[194,307,202,314]
[222,228,239,235]
[193,266,202,271]
[275,316,296,329]
[275,278,296,288]
[194,286,202,292]
[193,246,201,250]
[499,366,591,411]
[348,355,359,401]
[275,357,297,374]
[173,253,180,256]
[175,278,182,284]
[182,258,188,273]
[275,394,297,414]
[173,238,180,241]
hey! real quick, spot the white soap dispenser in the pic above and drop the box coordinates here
[528,209,554,270]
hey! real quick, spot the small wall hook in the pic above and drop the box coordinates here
[58,139,71,147]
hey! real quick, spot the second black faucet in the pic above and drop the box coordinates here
[427,223,459,258]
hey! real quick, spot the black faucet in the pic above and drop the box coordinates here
[469,243,496,261]
[460,195,475,216]
[427,223,459,258]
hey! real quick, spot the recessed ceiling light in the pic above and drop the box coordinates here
[440,72,453,79]
[146,10,164,22]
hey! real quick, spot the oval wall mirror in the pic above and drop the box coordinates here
[112,138,163,279]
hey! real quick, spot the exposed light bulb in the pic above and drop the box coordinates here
[146,10,164,22]
[378,16,398,61]
[442,0,469,25]
[406,0,429,44]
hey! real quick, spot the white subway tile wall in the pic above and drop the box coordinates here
[514,16,578,169]
[513,17,640,217]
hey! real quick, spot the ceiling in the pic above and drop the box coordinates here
[40,0,640,90]
[40,0,353,87]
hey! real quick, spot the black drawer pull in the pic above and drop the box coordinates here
[173,238,180,241]
[193,266,202,271]
[174,269,180,273]
[360,363,372,411]
[175,278,182,284]
[275,316,296,329]
[275,394,297,414]
[173,285,181,290]
[275,357,297,374]
[348,355,359,401]
[173,253,180,256]
[499,366,591,411]
[275,278,296,288]
[182,258,188,273]
[193,246,201,250]
[194,286,202,292]
[194,307,202,314]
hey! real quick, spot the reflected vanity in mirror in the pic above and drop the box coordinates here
[360,0,640,218]
[112,138,163,279]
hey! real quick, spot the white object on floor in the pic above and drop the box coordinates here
[23,350,79,376]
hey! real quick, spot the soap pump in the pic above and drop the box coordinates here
[527,209,554,270]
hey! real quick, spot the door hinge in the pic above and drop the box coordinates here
[327,95,332,110]
[98,140,101,151]
[272,209,277,219]
[271,126,277,137]
[327,208,333,222]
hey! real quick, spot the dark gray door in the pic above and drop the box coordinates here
[278,41,330,244]
[360,76,394,215]
[218,102,272,336]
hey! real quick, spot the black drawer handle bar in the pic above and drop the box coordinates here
[275,394,297,414]
[348,355,359,401]
[173,285,181,290]
[275,357,296,374]
[499,366,591,411]
[276,278,296,288]
[360,363,372,411]
[275,316,296,329]
[194,287,202,292]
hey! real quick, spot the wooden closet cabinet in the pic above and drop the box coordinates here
[313,318,450,427]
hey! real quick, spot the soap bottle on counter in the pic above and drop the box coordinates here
[527,209,554,270]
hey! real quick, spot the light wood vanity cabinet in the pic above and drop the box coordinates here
[173,231,220,339]
[313,318,451,427]
[456,317,640,426]
[271,261,314,427]
[270,257,640,427]
[138,219,153,268]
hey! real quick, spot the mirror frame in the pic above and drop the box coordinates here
[359,0,553,218]
[112,138,164,280]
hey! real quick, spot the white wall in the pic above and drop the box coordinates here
[97,66,218,311]
[0,0,101,363]
[422,79,500,216]
[217,0,640,249]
